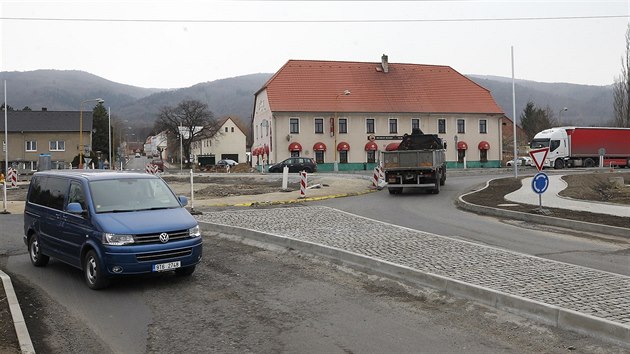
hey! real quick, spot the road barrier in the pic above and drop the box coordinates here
[7,168,17,188]
[299,171,307,198]
[145,164,159,175]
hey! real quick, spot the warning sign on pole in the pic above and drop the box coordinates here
[529,148,549,172]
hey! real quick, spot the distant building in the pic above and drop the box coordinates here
[1,109,93,172]
[252,55,506,171]
[190,116,248,166]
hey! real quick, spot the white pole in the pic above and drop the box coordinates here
[180,121,183,172]
[108,107,112,169]
[3,80,9,213]
[189,168,195,212]
[511,46,518,178]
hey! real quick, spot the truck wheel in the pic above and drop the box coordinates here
[432,172,441,194]
[83,250,110,290]
[584,158,595,168]
[553,159,564,169]
[440,168,446,186]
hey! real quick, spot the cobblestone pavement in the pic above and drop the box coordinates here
[196,206,630,327]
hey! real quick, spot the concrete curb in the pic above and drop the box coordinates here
[457,179,630,238]
[0,270,35,354]
[200,221,629,346]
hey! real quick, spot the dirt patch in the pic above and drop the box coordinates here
[160,176,301,198]
[560,172,630,204]
[462,172,630,229]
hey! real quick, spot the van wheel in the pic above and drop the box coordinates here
[175,265,196,276]
[83,250,110,290]
[29,234,49,267]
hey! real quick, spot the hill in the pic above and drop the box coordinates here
[0,70,615,132]
[469,75,614,126]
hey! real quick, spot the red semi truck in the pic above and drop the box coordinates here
[530,127,630,169]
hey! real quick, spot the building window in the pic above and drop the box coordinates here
[479,119,487,134]
[339,150,348,163]
[389,119,398,134]
[412,119,420,131]
[367,151,376,163]
[231,127,234,133]
[291,150,300,157]
[315,150,324,164]
[25,141,37,152]
[480,149,488,163]
[225,127,229,133]
[49,140,65,151]
[457,119,465,134]
[315,118,324,134]
[339,118,348,134]
[366,118,375,134]
[458,149,466,163]
[438,119,446,134]
[290,118,300,134]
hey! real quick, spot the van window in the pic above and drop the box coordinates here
[68,182,87,211]
[28,176,68,210]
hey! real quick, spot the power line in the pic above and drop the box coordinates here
[0,14,627,23]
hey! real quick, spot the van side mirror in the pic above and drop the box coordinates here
[67,202,85,215]
[178,196,188,207]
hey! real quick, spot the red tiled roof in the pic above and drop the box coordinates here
[262,59,504,114]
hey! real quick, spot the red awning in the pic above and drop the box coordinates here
[252,148,258,156]
[457,141,468,150]
[364,141,378,151]
[478,141,490,150]
[313,142,327,151]
[288,142,302,151]
[385,142,400,151]
[337,142,350,151]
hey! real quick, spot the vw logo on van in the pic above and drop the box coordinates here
[159,233,170,243]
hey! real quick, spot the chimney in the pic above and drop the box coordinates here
[381,54,389,73]
[41,107,47,111]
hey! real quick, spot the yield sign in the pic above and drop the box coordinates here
[529,148,549,171]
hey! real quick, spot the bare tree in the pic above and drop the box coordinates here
[613,25,630,128]
[154,100,219,168]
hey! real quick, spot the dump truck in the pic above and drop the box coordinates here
[381,129,447,194]
[530,127,630,169]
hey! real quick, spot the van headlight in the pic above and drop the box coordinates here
[189,225,201,238]
[102,233,135,245]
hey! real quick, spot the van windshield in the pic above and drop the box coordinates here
[89,178,181,213]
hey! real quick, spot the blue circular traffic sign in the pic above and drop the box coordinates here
[531,172,549,194]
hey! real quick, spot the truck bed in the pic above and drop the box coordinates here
[382,150,445,170]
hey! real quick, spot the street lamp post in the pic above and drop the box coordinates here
[558,107,568,127]
[333,89,351,171]
[79,98,104,168]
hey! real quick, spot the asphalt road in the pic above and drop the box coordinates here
[315,172,630,276]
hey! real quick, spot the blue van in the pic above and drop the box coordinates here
[23,170,203,289]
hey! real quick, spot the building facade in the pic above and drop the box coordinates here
[252,56,505,171]
[190,116,248,166]
[1,110,93,173]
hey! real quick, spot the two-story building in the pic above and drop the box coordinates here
[252,55,505,171]
[1,109,93,173]
[190,116,248,166]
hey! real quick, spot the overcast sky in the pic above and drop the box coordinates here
[1,0,628,88]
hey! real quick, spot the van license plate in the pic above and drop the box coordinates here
[153,261,181,272]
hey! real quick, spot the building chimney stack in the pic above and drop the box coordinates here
[381,54,389,73]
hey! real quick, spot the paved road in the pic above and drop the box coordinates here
[316,173,630,276]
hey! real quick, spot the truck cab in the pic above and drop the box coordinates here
[530,127,569,169]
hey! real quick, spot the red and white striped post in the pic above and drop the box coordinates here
[299,170,307,198]
[372,167,379,188]
[8,167,17,188]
